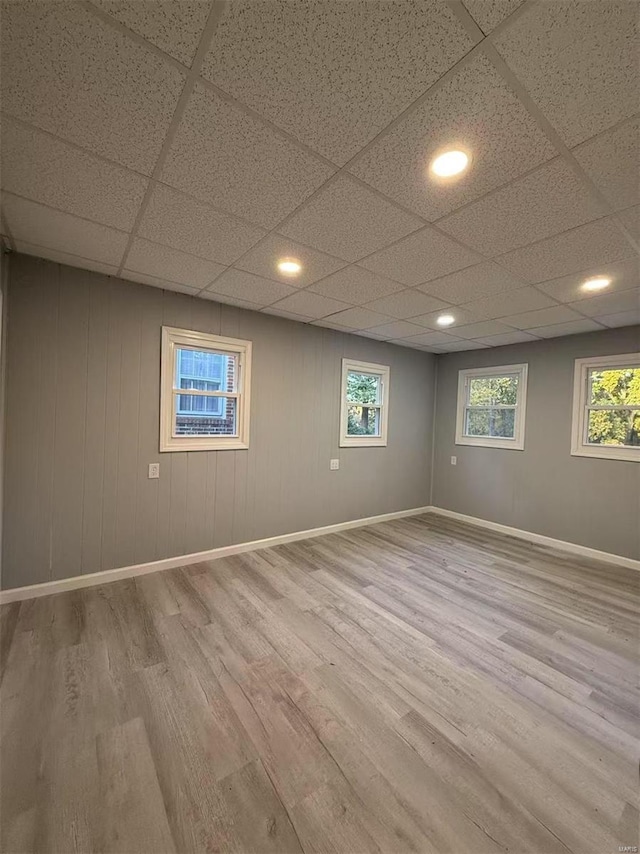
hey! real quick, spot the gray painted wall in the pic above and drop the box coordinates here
[2,254,436,589]
[432,326,640,560]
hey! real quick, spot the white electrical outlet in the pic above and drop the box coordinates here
[450,456,457,466]
[148,463,160,479]
[330,459,340,471]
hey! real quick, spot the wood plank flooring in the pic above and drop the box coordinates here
[1,513,638,854]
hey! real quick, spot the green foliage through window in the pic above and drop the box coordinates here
[346,372,380,435]
[587,368,640,446]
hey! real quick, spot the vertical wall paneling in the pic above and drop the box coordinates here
[3,255,436,588]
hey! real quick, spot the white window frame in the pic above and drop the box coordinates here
[160,326,252,452]
[455,363,528,450]
[571,352,640,463]
[340,358,390,448]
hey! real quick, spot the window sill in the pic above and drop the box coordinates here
[455,436,524,451]
[340,437,388,448]
[571,447,639,463]
[160,439,249,452]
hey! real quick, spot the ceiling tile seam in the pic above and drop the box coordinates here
[115,1,229,279]
[429,154,568,227]
[82,0,191,74]
[0,111,156,182]
[480,40,639,253]
[5,239,117,271]
[0,190,135,237]
[194,77,340,172]
[0,212,17,253]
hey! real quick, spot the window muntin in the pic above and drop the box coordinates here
[161,327,251,452]
[340,359,389,447]
[456,364,528,449]
[571,355,640,461]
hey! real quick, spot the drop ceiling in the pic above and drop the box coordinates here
[1,0,638,353]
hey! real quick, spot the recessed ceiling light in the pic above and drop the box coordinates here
[430,149,470,179]
[436,314,456,326]
[277,258,302,276]
[581,276,611,292]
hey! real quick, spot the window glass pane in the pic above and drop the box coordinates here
[589,367,640,406]
[468,375,518,406]
[347,405,380,436]
[175,348,235,392]
[346,371,380,405]
[465,408,516,438]
[587,408,640,447]
[175,397,237,436]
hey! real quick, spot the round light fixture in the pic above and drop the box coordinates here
[581,276,611,292]
[436,314,456,327]
[277,258,302,276]
[430,149,470,179]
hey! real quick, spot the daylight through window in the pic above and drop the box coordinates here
[571,354,640,462]
[456,364,528,450]
[160,327,252,452]
[340,359,390,447]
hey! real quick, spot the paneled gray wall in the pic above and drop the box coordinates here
[432,326,640,560]
[3,254,436,589]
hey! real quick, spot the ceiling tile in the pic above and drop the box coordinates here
[436,339,488,352]
[312,318,358,332]
[199,291,262,310]
[322,307,392,330]
[363,290,450,319]
[416,261,526,303]
[125,238,226,290]
[1,2,185,174]
[499,305,582,330]
[617,205,640,240]
[536,258,640,304]
[280,176,423,262]
[366,320,426,340]
[462,286,557,319]
[462,0,524,34]
[1,118,148,231]
[91,0,210,66]
[268,291,349,320]
[529,319,604,338]
[568,288,640,318]
[497,217,636,283]
[161,84,335,228]
[402,330,462,346]
[261,307,314,323]
[452,320,516,339]
[13,240,119,277]
[309,266,404,304]
[596,310,640,329]
[494,1,639,147]
[121,270,200,295]
[410,307,479,330]
[475,330,539,346]
[353,329,393,341]
[205,269,297,307]
[360,226,480,286]
[200,0,475,165]
[438,158,604,256]
[235,234,346,288]
[573,117,640,213]
[2,194,127,266]
[138,184,265,266]
[348,53,556,220]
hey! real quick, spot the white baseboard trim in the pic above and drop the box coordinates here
[0,506,434,603]
[428,506,640,571]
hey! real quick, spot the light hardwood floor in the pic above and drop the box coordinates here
[1,513,638,854]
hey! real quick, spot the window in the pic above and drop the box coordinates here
[455,363,528,450]
[160,327,251,452]
[340,359,389,447]
[571,353,640,462]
